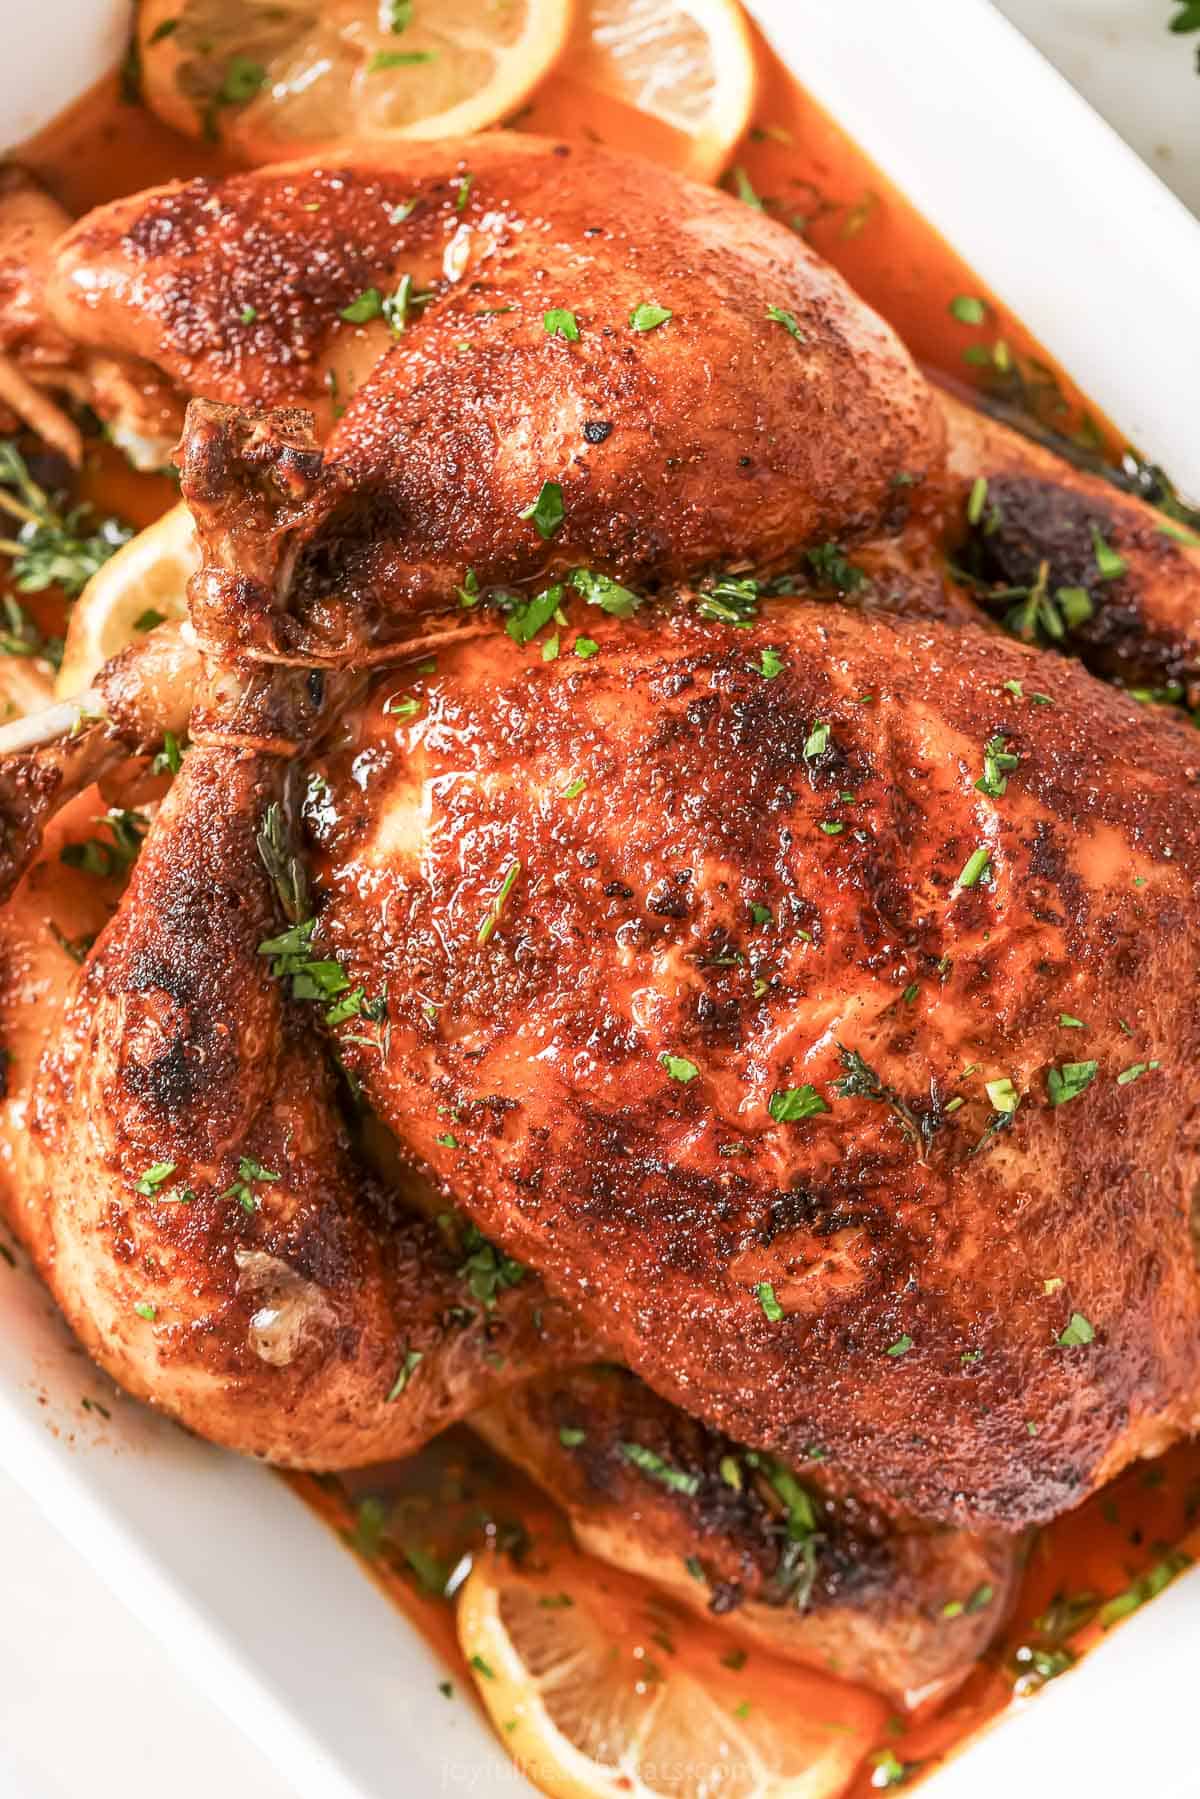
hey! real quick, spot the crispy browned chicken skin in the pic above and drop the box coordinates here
[3,136,1199,1696]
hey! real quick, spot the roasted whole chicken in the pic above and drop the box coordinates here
[2,134,1200,1709]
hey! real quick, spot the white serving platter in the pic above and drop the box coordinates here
[1,3,1198,1796]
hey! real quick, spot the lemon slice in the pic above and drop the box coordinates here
[56,502,196,699]
[457,1550,885,1799]
[521,0,758,181]
[137,0,576,162]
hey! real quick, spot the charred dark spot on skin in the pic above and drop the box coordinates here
[966,474,1196,685]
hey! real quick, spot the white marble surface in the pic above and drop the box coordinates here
[0,6,1196,1798]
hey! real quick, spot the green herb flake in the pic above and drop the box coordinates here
[134,1161,176,1197]
[1046,1060,1098,1107]
[803,720,830,760]
[543,307,580,340]
[886,1334,914,1357]
[1091,526,1127,581]
[620,1442,701,1496]
[975,733,1019,799]
[966,475,988,526]
[661,1053,699,1084]
[758,647,784,679]
[768,1085,829,1123]
[340,287,384,324]
[558,1425,586,1448]
[629,302,672,332]
[957,846,991,889]
[1059,1014,1086,1029]
[950,294,987,325]
[573,635,599,658]
[504,581,563,644]
[1116,1059,1160,1085]
[570,567,642,616]
[1097,1553,1192,1628]
[1057,1310,1096,1348]
[756,1282,784,1322]
[765,305,805,342]
[985,1077,1020,1114]
[806,541,867,593]
[385,1349,423,1402]
[133,1301,156,1321]
[469,1653,495,1680]
[477,858,521,946]
[519,479,566,540]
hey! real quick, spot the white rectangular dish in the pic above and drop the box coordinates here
[2,3,1199,1796]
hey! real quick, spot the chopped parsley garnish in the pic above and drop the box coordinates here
[1090,526,1127,581]
[221,1156,280,1214]
[454,174,473,212]
[561,776,587,799]
[1059,1014,1086,1029]
[519,480,566,539]
[384,693,421,717]
[803,721,830,760]
[382,0,412,27]
[469,1654,495,1680]
[1116,1060,1160,1085]
[950,295,987,325]
[340,287,383,323]
[385,1349,423,1402]
[629,303,672,332]
[957,846,991,889]
[967,475,988,526]
[1046,1061,1098,1106]
[573,636,599,658]
[886,1335,913,1357]
[543,308,580,341]
[477,858,521,946]
[758,647,784,679]
[765,305,805,342]
[61,808,147,881]
[558,1425,586,1448]
[258,917,352,1017]
[985,1077,1019,1114]
[0,441,132,598]
[570,568,642,616]
[620,1442,701,1496]
[756,1282,784,1322]
[381,272,434,334]
[975,734,1019,798]
[154,726,185,777]
[133,1301,156,1322]
[1057,1310,1096,1347]
[504,582,562,644]
[768,1085,829,1122]
[806,542,867,593]
[134,1162,176,1197]
[661,1053,699,1083]
[1097,1552,1192,1627]
[239,304,258,325]
[457,1222,525,1310]
[696,572,760,626]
